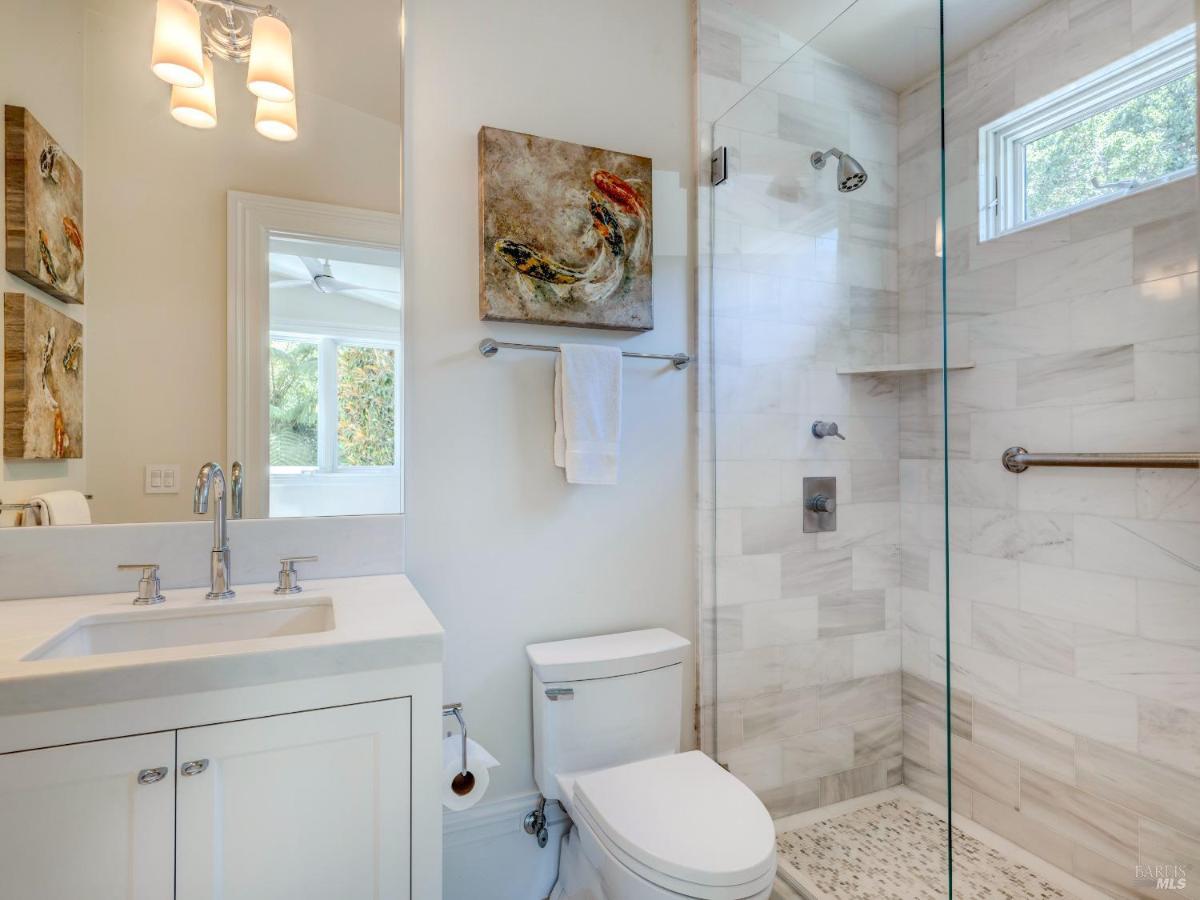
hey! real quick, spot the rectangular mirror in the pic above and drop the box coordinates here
[0,0,404,526]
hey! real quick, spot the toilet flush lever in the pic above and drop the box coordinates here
[812,420,846,440]
[545,688,574,701]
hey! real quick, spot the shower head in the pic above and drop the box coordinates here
[810,148,868,192]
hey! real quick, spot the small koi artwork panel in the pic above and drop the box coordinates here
[4,293,83,460]
[479,126,652,331]
[5,106,84,305]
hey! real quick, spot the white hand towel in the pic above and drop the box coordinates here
[29,490,91,525]
[553,344,622,485]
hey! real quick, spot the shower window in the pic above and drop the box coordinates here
[980,23,1196,239]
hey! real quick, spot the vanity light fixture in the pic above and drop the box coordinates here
[170,52,218,128]
[254,97,298,142]
[152,0,298,140]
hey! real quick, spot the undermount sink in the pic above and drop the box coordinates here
[21,596,336,661]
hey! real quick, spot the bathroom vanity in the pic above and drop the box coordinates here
[0,574,443,899]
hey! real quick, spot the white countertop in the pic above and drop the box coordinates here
[0,574,442,718]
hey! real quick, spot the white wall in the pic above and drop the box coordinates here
[402,0,696,887]
[0,0,87,522]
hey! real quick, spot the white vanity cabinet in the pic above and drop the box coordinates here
[0,732,176,900]
[1,699,413,900]
[0,575,444,900]
[176,699,411,900]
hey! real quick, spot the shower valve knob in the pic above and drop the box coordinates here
[812,420,846,440]
[805,494,836,514]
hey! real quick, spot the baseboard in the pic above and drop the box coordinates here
[443,790,570,849]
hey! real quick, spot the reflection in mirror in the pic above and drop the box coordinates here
[0,0,402,527]
[267,238,402,518]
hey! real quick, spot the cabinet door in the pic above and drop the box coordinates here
[176,698,411,900]
[0,732,175,900]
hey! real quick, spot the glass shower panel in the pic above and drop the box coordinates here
[702,1,949,895]
[943,1,1200,897]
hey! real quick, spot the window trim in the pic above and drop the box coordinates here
[980,24,1197,241]
[268,328,402,481]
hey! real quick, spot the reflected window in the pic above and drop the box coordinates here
[267,237,403,518]
[980,24,1196,240]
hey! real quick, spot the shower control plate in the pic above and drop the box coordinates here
[802,476,837,533]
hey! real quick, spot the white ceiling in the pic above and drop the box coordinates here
[735,0,1050,93]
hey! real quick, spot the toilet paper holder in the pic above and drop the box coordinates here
[442,702,468,778]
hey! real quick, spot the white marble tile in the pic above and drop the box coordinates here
[949,460,1019,510]
[931,642,1022,709]
[715,646,784,703]
[1070,273,1200,351]
[1017,468,1138,517]
[818,673,901,728]
[944,552,1021,609]
[817,502,901,550]
[970,300,1075,364]
[1072,398,1200,454]
[1016,345,1134,408]
[783,639,856,690]
[1075,737,1200,838]
[1019,767,1139,866]
[972,604,1076,675]
[1134,334,1200,402]
[852,630,902,679]
[1136,469,1200,523]
[1137,578,1200,649]
[782,547,854,597]
[781,726,856,781]
[716,553,783,606]
[1138,697,1200,775]
[819,590,887,638]
[1075,635,1200,712]
[1019,561,1138,634]
[741,507,818,555]
[972,700,1076,783]
[1074,515,1200,586]
[852,545,901,591]
[970,508,1074,566]
[716,460,781,508]
[1016,229,1133,308]
[742,597,820,649]
[742,687,820,746]
[1017,665,1139,750]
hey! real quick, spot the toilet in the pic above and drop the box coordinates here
[527,629,777,900]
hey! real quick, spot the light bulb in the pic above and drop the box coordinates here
[151,0,205,88]
[254,97,298,142]
[246,13,295,102]
[170,54,217,128]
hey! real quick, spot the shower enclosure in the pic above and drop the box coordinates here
[699,1,1199,897]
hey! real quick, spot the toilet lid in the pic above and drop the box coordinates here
[573,751,776,889]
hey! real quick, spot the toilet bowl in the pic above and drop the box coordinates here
[527,630,777,900]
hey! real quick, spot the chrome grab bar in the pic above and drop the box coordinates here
[478,337,691,370]
[1002,447,1200,473]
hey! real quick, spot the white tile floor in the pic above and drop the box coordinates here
[771,787,1111,900]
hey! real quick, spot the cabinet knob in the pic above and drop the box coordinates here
[180,758,209,777]
[137,766,168,785]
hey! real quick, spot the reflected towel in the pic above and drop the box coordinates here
[28,490,91,526]
[553,344,622,485]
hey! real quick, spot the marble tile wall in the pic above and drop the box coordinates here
[898,1,1200,895]
[697,1,905,818]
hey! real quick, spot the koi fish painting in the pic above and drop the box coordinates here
[479,127,652,331]
[5,106,85,305]
[4,293,83,460]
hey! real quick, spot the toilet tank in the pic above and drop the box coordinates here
[527,629,690,800]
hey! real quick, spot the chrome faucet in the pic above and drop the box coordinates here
[193,462,235,600]
[230,461,244,520]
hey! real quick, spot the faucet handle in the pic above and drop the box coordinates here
[275,556,318,595]
[811,420,847,440]
[118,564,166,606]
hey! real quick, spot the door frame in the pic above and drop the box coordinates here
[226,191,404,519]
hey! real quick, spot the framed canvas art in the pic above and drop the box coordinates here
[5,105,84,305]
[4,293,83,459]
[479,126,652,331]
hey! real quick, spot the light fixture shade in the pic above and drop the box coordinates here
[246,14,295,102]
[170,54,217,129]
[255,97,298,141]
[151,0,205,87]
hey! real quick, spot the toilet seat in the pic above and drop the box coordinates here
[569,751,777,899]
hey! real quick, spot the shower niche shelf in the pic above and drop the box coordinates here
[836,361,975,375]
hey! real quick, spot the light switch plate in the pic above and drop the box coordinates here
[145,464,181,494]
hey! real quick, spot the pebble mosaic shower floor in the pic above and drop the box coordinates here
[774,797,1081,900]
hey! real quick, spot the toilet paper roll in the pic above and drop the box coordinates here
[441,736,500,811]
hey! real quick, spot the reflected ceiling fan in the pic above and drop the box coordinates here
[270,256,399,296]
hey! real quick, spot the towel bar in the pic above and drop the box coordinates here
[478,337,690,370]
[0,494,95,512]
[1002,447,1200,473]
